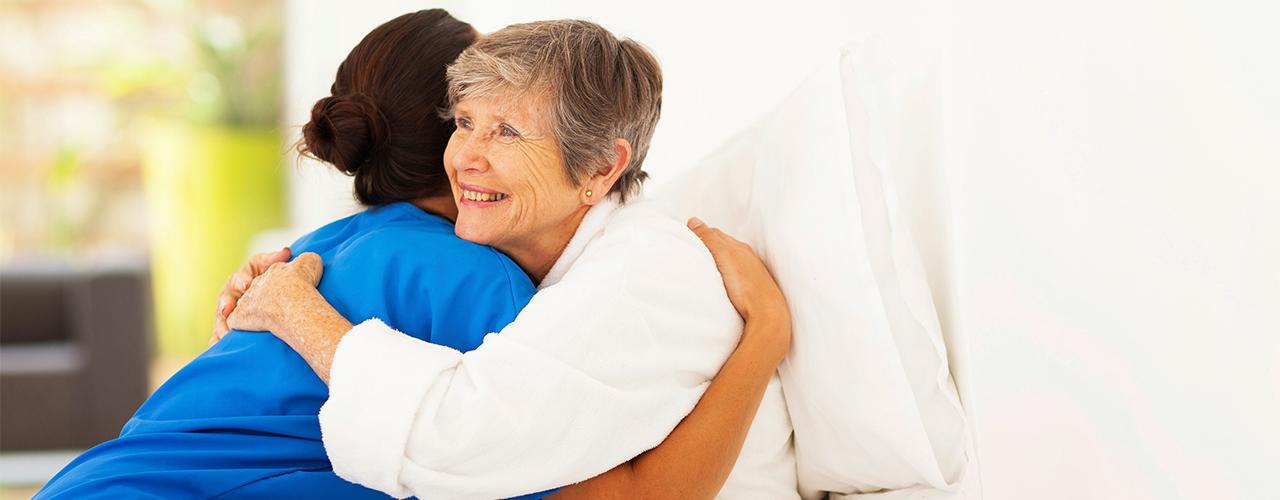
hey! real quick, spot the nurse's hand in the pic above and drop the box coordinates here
[211,247,292,346]
[687,218,791,357]
[551,219,793,500]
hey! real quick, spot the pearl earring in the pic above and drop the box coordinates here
[586,190,593,198]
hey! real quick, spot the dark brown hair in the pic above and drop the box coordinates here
[299,9,477,206]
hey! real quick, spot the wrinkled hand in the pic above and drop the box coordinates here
[211,248,292,346]
[687,218,791,354]
[226,252,325,335]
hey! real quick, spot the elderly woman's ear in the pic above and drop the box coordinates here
[582,138,632,205]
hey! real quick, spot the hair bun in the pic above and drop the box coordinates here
[300,92,390,175]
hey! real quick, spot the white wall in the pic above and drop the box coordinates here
[281,0,472,235]
[282,0,947,233]
[945,0,1280,498]
[283,1,1280,498]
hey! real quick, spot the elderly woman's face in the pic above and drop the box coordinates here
[444,95,588,268]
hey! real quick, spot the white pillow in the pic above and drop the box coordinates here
[657,42,970,497]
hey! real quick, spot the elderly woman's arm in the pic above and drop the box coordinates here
[548,219,790,500]
[225,218,769,499]
[224,219,790,500]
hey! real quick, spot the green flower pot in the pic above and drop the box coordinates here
[142,123,285,356]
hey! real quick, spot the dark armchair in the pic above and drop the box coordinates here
[0,265,151,451]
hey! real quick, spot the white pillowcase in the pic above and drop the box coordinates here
[657,42,970,498]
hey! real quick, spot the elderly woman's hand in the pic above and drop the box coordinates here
[226,253,324,334]
[687,218,791,358]
[225,252,352,384]
[211,247,292,346]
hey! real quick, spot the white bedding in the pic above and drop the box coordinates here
[658,40,979,499]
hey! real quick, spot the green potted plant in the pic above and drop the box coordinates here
[142,0,285,356]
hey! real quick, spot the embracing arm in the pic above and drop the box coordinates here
[224,218,788,496]
[550,315,788,500]
[548,218,790,500]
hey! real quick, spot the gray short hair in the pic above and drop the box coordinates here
[444,20,662,202]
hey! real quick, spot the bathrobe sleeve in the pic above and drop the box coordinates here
[318,218,744,500]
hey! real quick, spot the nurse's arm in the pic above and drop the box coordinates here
[548,218,791,500]
[549,311,788,500]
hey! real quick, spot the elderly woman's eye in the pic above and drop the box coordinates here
[499,125,520,137]
[455,117,472,130]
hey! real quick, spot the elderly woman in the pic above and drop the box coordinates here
[224,19,798,500]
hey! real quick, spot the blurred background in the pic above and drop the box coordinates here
[1,0,1277,499]
[1,1,287,496]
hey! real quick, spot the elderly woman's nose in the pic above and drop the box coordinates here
[452,134,491,172]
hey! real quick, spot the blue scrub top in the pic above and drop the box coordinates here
[35,203,551,500]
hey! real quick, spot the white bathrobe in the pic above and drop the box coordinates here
[318,196,799,500]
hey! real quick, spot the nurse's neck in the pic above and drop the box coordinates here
[412,195,459,223]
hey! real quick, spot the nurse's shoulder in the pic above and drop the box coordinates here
[324,202,535,349]
[338,203,526,285]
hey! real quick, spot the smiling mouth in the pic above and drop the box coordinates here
[460,187,508,202]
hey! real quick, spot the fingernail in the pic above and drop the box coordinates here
[219,304,230,317]
[688,217,704,230]
[240,280,251,292]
